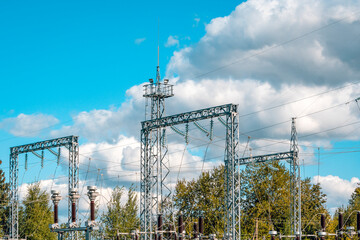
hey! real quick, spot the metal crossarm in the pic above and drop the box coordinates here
[235,151,295,165]
[10,135,76,155]
[9,135,79,240]
[141,104,237,130]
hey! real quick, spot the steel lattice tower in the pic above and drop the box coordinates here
[290,118,301,238]
[225,111,240,240]
[141,64,174,240]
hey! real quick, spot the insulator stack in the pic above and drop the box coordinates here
[339,212,344,230]
[199,216,204,237]
[319,213,326,240]
[69,188,80,224]
[71,202,76,223]
[158,214,163,240]
[338,212,344,239]
[54,204,58,224]
[178,215,184,240]
[321,214,326,230]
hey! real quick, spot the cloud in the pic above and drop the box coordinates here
[39,0,360,201]
[0,113,59,137]
[313,175,360,212]
[135,38,146,45]
[50,92,145,142]
[51,77,360,167]
[166,0,360,86]
[165,35,179,47]
[193,18,200,27]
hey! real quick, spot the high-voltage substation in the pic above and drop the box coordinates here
[139,64,301,240]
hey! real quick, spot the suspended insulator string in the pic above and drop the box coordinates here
[41,150,44,168]
[162,129,166,147]
[193,121,210,136]
[185,123,189,144]
[25,153,28,171]
[210,119,214,141]
[57,147,61,166]
[170,125,186,137]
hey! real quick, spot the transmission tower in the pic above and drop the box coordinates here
[290,118,301,238]
[140,63,174,240]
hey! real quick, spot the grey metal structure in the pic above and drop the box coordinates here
[235,151,296,165]
[235,118,301,238]
[290,118,301,238]
[9,135,79,239]
[141,65,174,240]
[140,103,239,240]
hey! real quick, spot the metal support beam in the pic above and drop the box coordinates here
[141,104,237,130]
[140,66,174,240]
[290,118,301,238]
[235,151,295,165]
[224,109,240,240]
[9,135,79,239]
[140,103,239,240]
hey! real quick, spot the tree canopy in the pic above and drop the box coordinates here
[0,160,9,237]
[19,182,56,240]
[174,161,328,239]
[102,186,139,239]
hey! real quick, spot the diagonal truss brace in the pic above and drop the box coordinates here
[9,135,79,239]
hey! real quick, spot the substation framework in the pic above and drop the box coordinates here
[9,135,79,239]
[236,118,301,238]
[140,71,301,240]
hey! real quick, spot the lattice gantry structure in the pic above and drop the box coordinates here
[9,135,79,239]
[140,102,239,240]
[141,65,174,240]
[235,118,301,239]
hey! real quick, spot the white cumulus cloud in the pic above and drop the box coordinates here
[313,175,360,211]
[135,38,146,44]
[166,0,360,86]
[0,113,59,137]
[165,35,179,47]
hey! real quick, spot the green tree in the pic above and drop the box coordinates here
[241,161,328,238]
[102,186,139,238]
[346,183,360,226]
[0,160,9,237]
[336,183,360,232]
[300,179,328,235]
[174,165,226,237]
[19,182,56,240]
[174,162,328,239]
[240,161,291,238]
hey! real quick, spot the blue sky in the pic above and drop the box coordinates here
[0,0,239,116]
[1,0,360,219]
